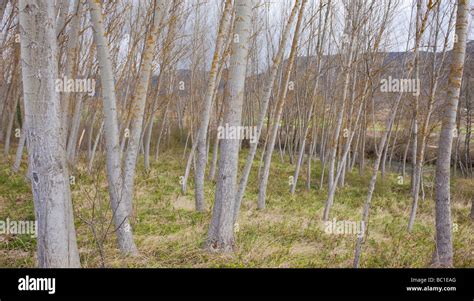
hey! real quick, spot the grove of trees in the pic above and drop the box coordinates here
[0,0,473,268]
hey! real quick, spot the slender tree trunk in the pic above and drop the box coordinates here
[61,0,82,147]
[19,0,80,267]
[206,0,252,252]
[433,0,469,268]
[67,96,84,164]
[234,0,301,217]
[402,119,413,178]
[182,128,194,193]
[351,124,361,170]
[209,97,225,181]
[409,1,453,231]
[3,45,20,158]
[388,107,402,171]
[354,0,423,265]
[359,110,366,175]
[122,0,171,216]
[381,117,394,179]
[326,22,355,199]
[88,121,104,173]
[87,110,98,159]
[324,81,368,221]
[13,121,27,173]
[354,90,403,268]
[291,0,330,195]
[154,100,170,161]
[307,122,318,190]
[257,0,306,210]
[3,85,19,158]
[193,0,232,212]
[88,0,137,255]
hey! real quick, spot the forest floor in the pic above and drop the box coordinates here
[0,148,473,268]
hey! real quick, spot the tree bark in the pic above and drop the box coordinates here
[408,0,451,232]
[88,0,137,255]
[0,0,8,23]
[234,0,301,218]
[19,0,80,267]
[193,0,232,212]
[290,0,330,195]
[206,0,252,252]
[433,0,469,268]
[61,0,82,148]
[257,0,307,210]
[122,0,171,215]
[13,121,27,173]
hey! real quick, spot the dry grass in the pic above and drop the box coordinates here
[0,148,473,268]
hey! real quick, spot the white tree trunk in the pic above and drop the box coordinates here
[325,8,357,214]
[234,0,301,220]
[353,90,403,268]
[193,0,233,212]
[3,85,19,157]
[206,0,253,252]
[257,0,307,210]
[88,0,137,255]
[19,0,80,267]
[66,96,83,164]
[61,0,81,147]
[88,121,104,173]
[122,0,171,215]
[290,0,330,195]
[433,0,469,267]
[13,121,27,173]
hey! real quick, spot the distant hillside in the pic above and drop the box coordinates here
[149,40,474,99]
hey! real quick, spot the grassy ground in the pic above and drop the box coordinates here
[0,148,473,268]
